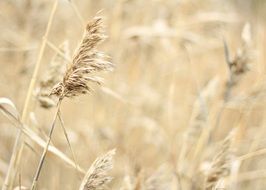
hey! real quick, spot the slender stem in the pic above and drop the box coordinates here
[58,110,82,179]
[0,103,85,174]
[2,1,58,190]
[31,99,62,190]
[208,39,233,143]
[208,84,232,143]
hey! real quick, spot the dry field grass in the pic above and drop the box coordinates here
[0,0,266,189]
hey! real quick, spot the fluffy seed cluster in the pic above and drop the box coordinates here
[51,16,113,98]
[37,41,69,108]
[79,149,115,190]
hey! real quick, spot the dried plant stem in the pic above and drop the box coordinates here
[0,104,85,174]
[2,1,58,190]
[208,39,233,143]
[210,103,227,141]
[58,110,81,179]
[238,148,266,162]
[30,98,62,190]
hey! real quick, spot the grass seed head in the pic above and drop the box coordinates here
[51,16,113,99]
[79,149,115,190]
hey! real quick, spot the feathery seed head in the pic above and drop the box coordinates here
[79,149,115,190]
[51,16,113,98]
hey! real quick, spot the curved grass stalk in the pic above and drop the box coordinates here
[2,1,59,190]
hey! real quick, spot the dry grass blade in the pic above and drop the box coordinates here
[30,100,62,190]
[57,110,80,177]
[51,16,113,98]
[2,2,60,189]
[13,186,29,190]
[0,98,85,174]
[79,149,115,190]
[178,78,219,172]
[187,78,218,144]
[0,97,20,121]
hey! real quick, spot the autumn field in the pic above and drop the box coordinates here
[0,0,266,189]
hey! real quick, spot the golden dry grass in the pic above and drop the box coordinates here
[0,0,266,189]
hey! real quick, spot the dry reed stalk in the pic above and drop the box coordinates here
[57,109,80,177]
[79,149,115,190]
[0,97,85,174]
[187,78,218,148]
[177,78,218,178]
[211,23,252,142]
[204,130,236,190]
[30,15,113,190]
[13,186,28,190]
[2,1,59,190]
[30,100,62,190]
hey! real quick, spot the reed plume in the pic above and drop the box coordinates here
[31,15,113,190]
[79,149,115,190]
[51,16,113,99]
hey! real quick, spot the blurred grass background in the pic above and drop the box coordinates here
[0,0,266,189]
